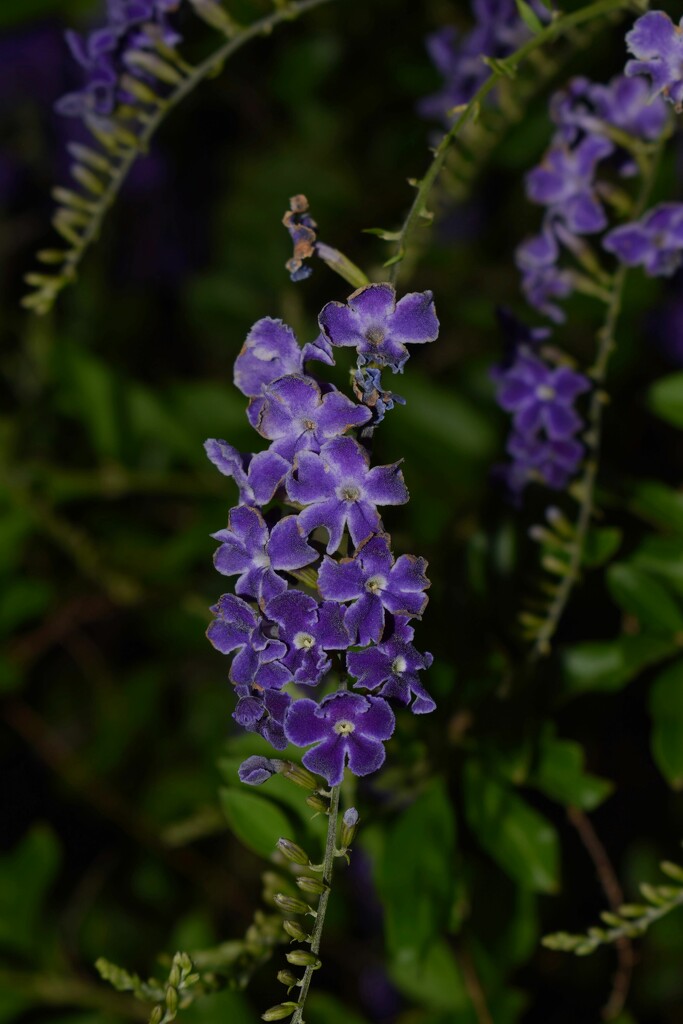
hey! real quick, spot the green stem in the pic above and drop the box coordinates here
[388,0,644,283]
[291,784,341,1024]
[28,0,335,313]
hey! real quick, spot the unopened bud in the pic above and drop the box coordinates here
[165,986,178,1015]
[279,761,318,790]
[149,1008,163,1024]
[277,838,309,865]
[273,894,312,915]
[277,969,300,988]
[341,807,359,848]
[286,949,321,968]
[306,793,330,814]
[168,963,181,988]
[262,1002,300,1021]
[283,919,311,942]
[296,875,327,895]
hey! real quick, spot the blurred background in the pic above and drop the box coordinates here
[2,1,683,1022]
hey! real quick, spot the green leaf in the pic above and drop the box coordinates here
[631,537,683,597]
[377,780,456,962]
[56,346,126,461]
[0,826,60,955]
[181,989,252,1024]
[515,0,544,33]
[387,939,472,1013]
[628,481,683,537]
[563,635,676,695]
[530,730,613,810]
[582,527,622,568]
[649,659,683,789]
[463,762,560,893]
[218,788,292,859]
[607,564,683,634]
[306,993,369,1024]
[648,372,683,428]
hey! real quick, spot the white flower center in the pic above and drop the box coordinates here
[365,575,386,594]
[392,655,407,674]
[337,483,360,502]
[253,552,271,568]
[302,418,316,431]
[365,326,385,346]
[333,719,356,735]
[294,631,315,650]
[536,385,555,401]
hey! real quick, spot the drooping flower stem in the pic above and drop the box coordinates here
[290,783,341,1024]
[528,133,666,659]
[387,0,646,284]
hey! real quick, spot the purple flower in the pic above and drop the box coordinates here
[551,74,668,148]
[506,432,584,492]
[495,352,589,439]
[603,203,683,277]
[255,375,371,460]
[234,687,291,751]
[347,624,435,715]
[211,506,317,606]
[206,593,290,688]
[319,283,439,373]
[234,318,334,427]
[526,136,614,234]
[286,437,409,553]
[284,691,395,786]
[238,755,281,785]
[204,440,289,506]
[318,534,429,645]
[266,591,350,686]
[352,366,406,425]
[516,225,574,323]
[625,10,683,108]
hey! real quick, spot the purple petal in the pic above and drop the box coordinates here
[389,290,439,344]
[363,463,409,506]
[284,697,329,746]
[267,515,318,571]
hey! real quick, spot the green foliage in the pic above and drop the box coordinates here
[647,372,683,429]
[219,788,294,859]
[0,826,60,957]
[649,660,683,789]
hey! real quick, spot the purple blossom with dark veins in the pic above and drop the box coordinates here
[266,590,350,686]
[284,691,395,786]
[347,622,435,714]
[603,203,683,277]
[206,593,291,689]
[526,136,614,234]
[255,374,371,460]
[625,10,683,109]
[234,318,334,427]
[319,283,439,373]
[211,506,317,606]
[495,351,589,439]
[204,440,289,507]
[234,687,291,751]
[286,437,409,553]
[318,534,429,645]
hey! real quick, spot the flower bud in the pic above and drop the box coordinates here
[277,969,300,988]
[239,756,282,785]
[165,986,178,1015]
[149,1008,163,1024]
[296,876,327,895]
[279,761,319,790]
[273,894,312,915]
[277,838,310,865]
[286,949,321,968]
[261,1002,300,1021]
[306,793,330,814]
[283,919,311,942]
[340,807,359,848]
[167,963,181,989]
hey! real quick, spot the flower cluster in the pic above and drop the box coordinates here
[516,71,668,323]
[491,312,589,497]
[206,285,438,787]
[419,0,549,124]
[56,0,182,121]
[625,10,683,110]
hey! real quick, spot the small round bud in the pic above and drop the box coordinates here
[273,894,312,915]
[341,807,359,848]
[286,949,321,968]
[283,919,311,942]
[149,1008,163,1024]
[239,756,281,786]
[168,963,181,989]
[277,838,309,865]
[277,969,300,988]
[165,986,178,1015]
